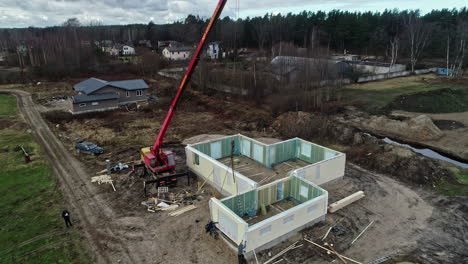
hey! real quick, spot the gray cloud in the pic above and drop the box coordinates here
[0,0,465,28]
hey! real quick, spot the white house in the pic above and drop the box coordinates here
[122,45,136,56]
[162,46,193,60]
[207,41,221,59]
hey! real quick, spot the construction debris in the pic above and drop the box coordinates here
[264,241,301,264]
[304,238,362,264]
[328,191,365,213]
[157,202,170,208]
[111,163,129,172]
[169,204,197,217]
[324,242,347,264]
[322,226,333,240]
[351,220,375,245]
[91,175,116,191]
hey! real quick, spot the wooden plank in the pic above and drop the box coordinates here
[304,238,363,264]
[351,220,374,245]
[322,226,333,240]
[264,241,298,264]
[169,205,197,217]
[253,249,259,264]
[325,242,347,264]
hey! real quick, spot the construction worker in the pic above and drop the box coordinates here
[62,210,72,228]
[237,240,247,264]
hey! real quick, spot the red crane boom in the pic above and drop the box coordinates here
[142,0,228,173]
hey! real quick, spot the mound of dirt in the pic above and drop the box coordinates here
[273,111,450,185]
[365,115,444,141]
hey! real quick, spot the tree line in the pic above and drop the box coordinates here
[0,8,467,81]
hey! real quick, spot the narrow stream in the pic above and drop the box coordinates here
[383,137,468,169]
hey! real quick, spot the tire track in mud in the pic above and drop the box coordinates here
[6,90,145,264]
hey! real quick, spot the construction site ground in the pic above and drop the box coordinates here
[1,77,467,263]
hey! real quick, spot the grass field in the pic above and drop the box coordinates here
[0,93,17,116]
[436,167,468,196]
[0,95,88,263]
[341,75,468,113]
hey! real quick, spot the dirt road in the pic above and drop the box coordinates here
[5,90,138,263]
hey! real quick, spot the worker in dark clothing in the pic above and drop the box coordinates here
[62,210,72,228]
[238,240,247,264]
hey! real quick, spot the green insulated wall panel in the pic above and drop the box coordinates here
[267,139,297,167]
[288,177,323,204]
[222,189,257,217]
[257,185,279,209]
[195,136,240,159]
[297,141,326,163]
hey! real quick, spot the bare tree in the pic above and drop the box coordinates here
[449,21,468,77]
[388,36,399,73]
[404,13,431,72]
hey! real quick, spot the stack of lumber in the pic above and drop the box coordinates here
[91,175,113,184]
[91,175,116,191]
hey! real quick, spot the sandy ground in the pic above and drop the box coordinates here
[254,163,468,264]
[4,90,467,264]
[392,110,468,161]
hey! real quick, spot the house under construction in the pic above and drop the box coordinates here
[185,134,345,253]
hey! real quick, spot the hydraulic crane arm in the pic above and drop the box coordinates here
[151,0,228,156]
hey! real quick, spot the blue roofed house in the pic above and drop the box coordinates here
[70,78,149,114]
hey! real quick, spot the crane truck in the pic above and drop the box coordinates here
[140,0,228,182]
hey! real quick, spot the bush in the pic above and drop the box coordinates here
[42,110,74,123]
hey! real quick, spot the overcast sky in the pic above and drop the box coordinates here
[0,0,466,28]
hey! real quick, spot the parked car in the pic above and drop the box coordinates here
[75,142,104,156]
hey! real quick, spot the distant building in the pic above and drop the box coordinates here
[270,56,353,82]
[158,40,182,50]
[346,60,406,74]
[102,44,136,56]
[121,45,136,56]
[162,46,193,60]
[70,78,149,114]
[206,41,222,59]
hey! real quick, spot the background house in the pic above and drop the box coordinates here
[70,78,148,114]
[121,45,136,56]
[157,40,181,50]
[206,41,221,59]
[162,46,193,60]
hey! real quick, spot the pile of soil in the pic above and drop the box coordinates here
[273,111,450,185]
[364,114,444,141]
